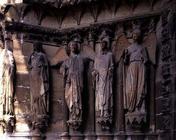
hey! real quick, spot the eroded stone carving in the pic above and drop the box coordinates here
[156,8,175,131]
[121,28,148,131]
[0,31,15,133]
[28,42,50,133]
[60,40,84,130]
[92,33,114,131]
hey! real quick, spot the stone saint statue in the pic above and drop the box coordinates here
[92,37,114,130]
[0,33,15,133]
[28,42,49,132]
[122,29,148,130]
[60,40,83,130]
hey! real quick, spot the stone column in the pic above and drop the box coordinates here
[84,60,96,140]
[60,99,69,140]
[155,5,176,140]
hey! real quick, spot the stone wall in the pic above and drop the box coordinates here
[0,0,175,140]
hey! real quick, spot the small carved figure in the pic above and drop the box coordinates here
[60,40,84,130]
[0,31,15,133]
[122,29,148,130]
[92,36,114,130]
[28,42,49,132]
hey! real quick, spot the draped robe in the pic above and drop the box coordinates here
[0,48,15,119]
[61,54,84,127]
[28,51,49,125]
[94,52,114,123]
[123,43,148,117]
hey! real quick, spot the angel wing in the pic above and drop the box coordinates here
[81,44,96,60]
[49,46,69,65]
[112,33,130,63]
[143,32,157,65]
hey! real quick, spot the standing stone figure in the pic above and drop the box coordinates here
[60,40,84,130]
[92,37,114,130]
[122,29,148,130]
[0,33,15,133]
[28,42,50,132]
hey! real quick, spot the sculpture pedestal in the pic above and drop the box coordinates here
[125,132,147,140]
[125,112,147,132]
[96,133,113,140]
[31,136,42,140]
[84,133,96,140]
[60,132,69,140]
[31,129,45,140]
[114,132,126,140]
[31,134,43,140]
[69,132,84,140]
[127,135,145,140]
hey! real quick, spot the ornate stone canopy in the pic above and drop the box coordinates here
[24,0,99,8]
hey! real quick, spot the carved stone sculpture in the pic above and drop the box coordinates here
[122,29,148,131]
[0,32,15,133]
[28,42,50,133]
[60,40,84,130]
[92,36,114,130]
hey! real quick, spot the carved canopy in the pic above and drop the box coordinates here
[23,0,99,8]
[22,0,159,9]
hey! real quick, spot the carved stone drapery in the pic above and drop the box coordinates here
[0,1,169,138]
[28,42,50,133]
[93,32,114,131]
[120,28,148,131]
[60,40,84,130]
[0,31,15,134]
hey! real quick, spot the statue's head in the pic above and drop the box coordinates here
[69,41,79,55]
[33,42,43,52]
[100,39,108,50]
[132,28,141,42]
[100,36,110,52]
[99,29,111,52]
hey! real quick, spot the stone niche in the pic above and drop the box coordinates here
[0,0,175,140]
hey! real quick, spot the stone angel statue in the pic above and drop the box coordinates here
[115,26,157,131]
[50,38,95,130]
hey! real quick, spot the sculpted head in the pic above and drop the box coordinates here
[100,36,110,53]
[100,40,108,51]
[99,30,111,52]
[33,42,43,52]
[132,29,141,43]
[69,41,79,55]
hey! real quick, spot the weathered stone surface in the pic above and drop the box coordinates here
[16,73,30,87]
[0,0,175,139]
